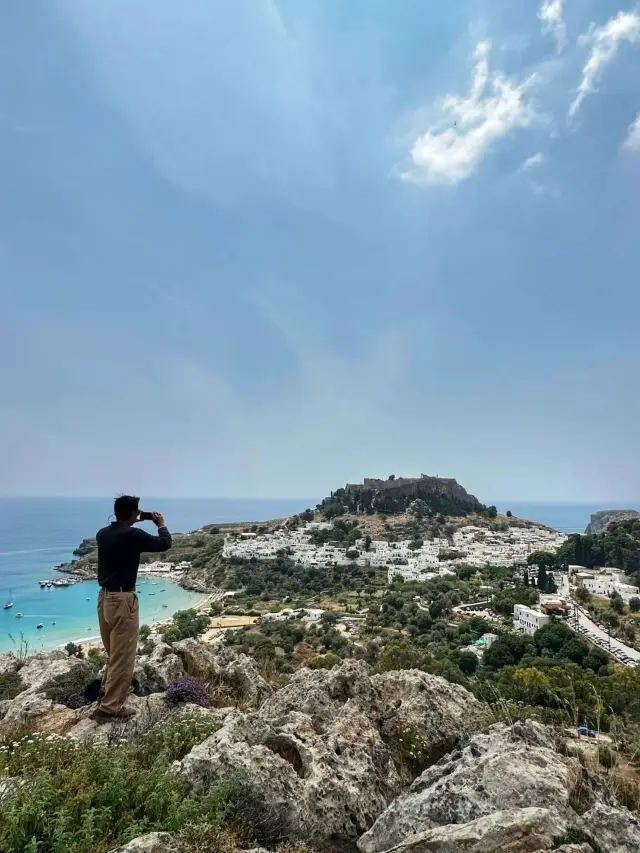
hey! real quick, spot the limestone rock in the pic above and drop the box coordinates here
[579,801,640,853]
[0,776,24,806]
[178,660,484,845]
[0,653,97,736]
[359,721,579,853]
[262,661,485,769]
[0,654,19,679]
[108,832,174,853]
[585,510,640,535]
[383,807,567,853]
[359,721,640,853]
[173,638,272,708]
[134,641,185,694]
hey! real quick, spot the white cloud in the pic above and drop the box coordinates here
[401,42,538,186]
[569,11,640,120]
[521,151,545,170]
[539,0,566,52]
[624,112,640,150]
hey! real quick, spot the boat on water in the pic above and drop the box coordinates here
[39,580,47,588]
[3,602,13,610]
[36,623,43,629]
[149,592,156,596]
[160,588,166,592]
[162,604,168,608]
[52,621,56,625]
[86,597,91,601]
[16,613,23,619]
[151,582,158,586]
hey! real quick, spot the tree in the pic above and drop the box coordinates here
[378,640,427,672]
[574,586,592,605]
[528,550,557,571]
[484,633,535,669]
[506,510,513,518]
[537,565,548,591]
[492,585,538,617]
[629,597,640,612]
[545,574,558,594]
[64,642,83,659]
[457,650,479,676]
[610,592,625,615]
[523,570,530,587]
[388,474,396,481]
[364,535,372,552]
[487,506,498,519]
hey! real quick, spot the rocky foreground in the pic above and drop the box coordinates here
[1,636,639,853]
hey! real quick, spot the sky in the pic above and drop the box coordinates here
[1,0,639,503]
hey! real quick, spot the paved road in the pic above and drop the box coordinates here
[570,603,640,666]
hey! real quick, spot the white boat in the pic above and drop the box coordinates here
[52,621,56,625]
[149,592,155,596]
[3,602,13,610]
[16,613,23,619]
[36,623,43,629]
[86,597,91,601]
[39,580,47,588]
[160,588,166,592]
[162,604,168,608]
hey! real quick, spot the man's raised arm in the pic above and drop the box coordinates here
[135,512,172,553]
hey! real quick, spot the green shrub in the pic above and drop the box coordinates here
[43,663,97,708]
[0,715,226,853]
[0,672,23,701]
[86,647,108,668]
[163,610,210,645]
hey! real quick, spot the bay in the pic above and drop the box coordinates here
[2,496,639,654]
[0,497,315,654]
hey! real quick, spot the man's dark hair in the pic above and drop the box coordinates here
[114,495,140,521]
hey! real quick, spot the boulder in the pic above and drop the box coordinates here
[359,721,579,853]
[579,801,640,853]
[262,661,486,771]
[177,661,485,845]
[173,639,272,708]
[359,721,640,853]
[381,807,567,853]
[0,654,19,679]
[134,642,185,694]
[108,832,174,853]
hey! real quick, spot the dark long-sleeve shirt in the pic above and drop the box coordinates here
[96,522,172,590]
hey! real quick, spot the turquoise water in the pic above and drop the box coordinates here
[0,497,314,654]
[0,578,205,654]
[2,496,634,653]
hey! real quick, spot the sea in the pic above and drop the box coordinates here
[1,497,639,655]
[0,497,314,654]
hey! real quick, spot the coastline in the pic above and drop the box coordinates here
[65,591,217,654]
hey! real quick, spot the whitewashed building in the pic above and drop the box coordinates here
[513,604,550,636]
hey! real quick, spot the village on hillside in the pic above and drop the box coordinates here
[222,519,568,583]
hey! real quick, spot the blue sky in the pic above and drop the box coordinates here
[1,0,639,502]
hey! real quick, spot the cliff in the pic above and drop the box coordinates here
[585,509,640,535]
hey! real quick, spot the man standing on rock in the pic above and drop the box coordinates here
[92,495,172,722]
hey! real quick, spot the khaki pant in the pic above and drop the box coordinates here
[97,590,139,715]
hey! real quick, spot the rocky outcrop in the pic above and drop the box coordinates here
[585,509,640,535]
[359,721,640,853]
[108,833,173,853]
[0,652,94,736]
[173,638,272,708]
[382,807,566,853]
[177,661,486,845]
[134,641,185,694]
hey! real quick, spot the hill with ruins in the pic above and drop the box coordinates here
[318,473,486,519]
